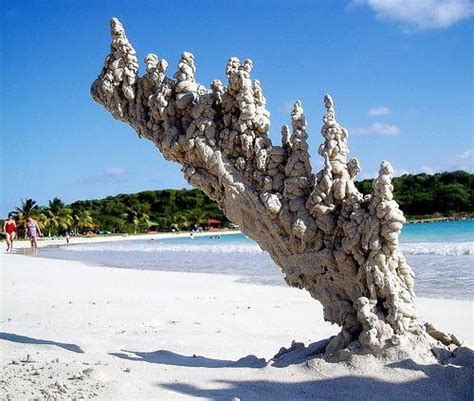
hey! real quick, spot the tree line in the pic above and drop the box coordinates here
[4,189,226,237]
[2,171,472,237]
[355,170,473,218]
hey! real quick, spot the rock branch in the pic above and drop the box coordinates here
[91,18,459,356]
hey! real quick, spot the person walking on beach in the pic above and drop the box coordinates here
[3,214,17,253]
[26,216,42,254]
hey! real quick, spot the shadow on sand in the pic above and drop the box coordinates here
[0,332,84,354]
[111,344,473,400]
[109,339,331,370]
[110,349,266,368]
[157,349,473,401]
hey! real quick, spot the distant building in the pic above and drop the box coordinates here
[147,221,161,233]
[206,218,221,230]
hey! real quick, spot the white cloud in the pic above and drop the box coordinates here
[367,106,391,116]
[360,150,472,180]
[105,167,126,176]
[78,167,127,184]
[456,149,474,160]
[419,149,474,173]
[351,122,401,135]
[350,0,474,30]
[449,149,474,171]
[389,150,473,176]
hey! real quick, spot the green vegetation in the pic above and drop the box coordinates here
[356,170,473,219]
[2,189,226,236]
[68,189,226,234]
[2,171,472,237]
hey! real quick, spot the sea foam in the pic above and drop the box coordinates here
[62,240,473,256]
[401,242,473,256]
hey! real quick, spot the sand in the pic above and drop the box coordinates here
[0,253,473,400]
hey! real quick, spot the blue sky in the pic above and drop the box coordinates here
[1,0,473,215]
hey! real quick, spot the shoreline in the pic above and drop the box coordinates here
[8,229,241,250]
[1,254,472,400]
[6,215,472,248]
[406,215,473,224]
[5,215,472,251]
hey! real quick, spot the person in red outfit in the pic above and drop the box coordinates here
[3,214,17,253]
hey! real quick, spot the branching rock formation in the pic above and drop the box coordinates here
[91,18,460,357]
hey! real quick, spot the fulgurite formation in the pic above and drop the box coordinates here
[91,18,462,360]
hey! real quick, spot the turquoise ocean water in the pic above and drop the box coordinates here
[39,220,473,300]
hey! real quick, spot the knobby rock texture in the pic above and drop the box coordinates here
[91,18,460,356]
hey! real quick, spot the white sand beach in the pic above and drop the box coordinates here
[10,230,238,250]
[1,253,473,400]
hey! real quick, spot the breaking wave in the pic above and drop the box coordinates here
[62,240,473,256]
[401,242,473,256]
[62,242,263,254]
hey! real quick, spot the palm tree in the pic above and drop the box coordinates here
[48,197,65,214]
[16,199,38,227]
[44,204,73,237]
[172,213,191,230]
[138,212,151,232]
[33,211,48,233]
[16,198,38,217]
[122,207,139,234]
[73,210,95,235]
[16,199,39,237]
[44,210,58,237]
[59,208,73,235]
